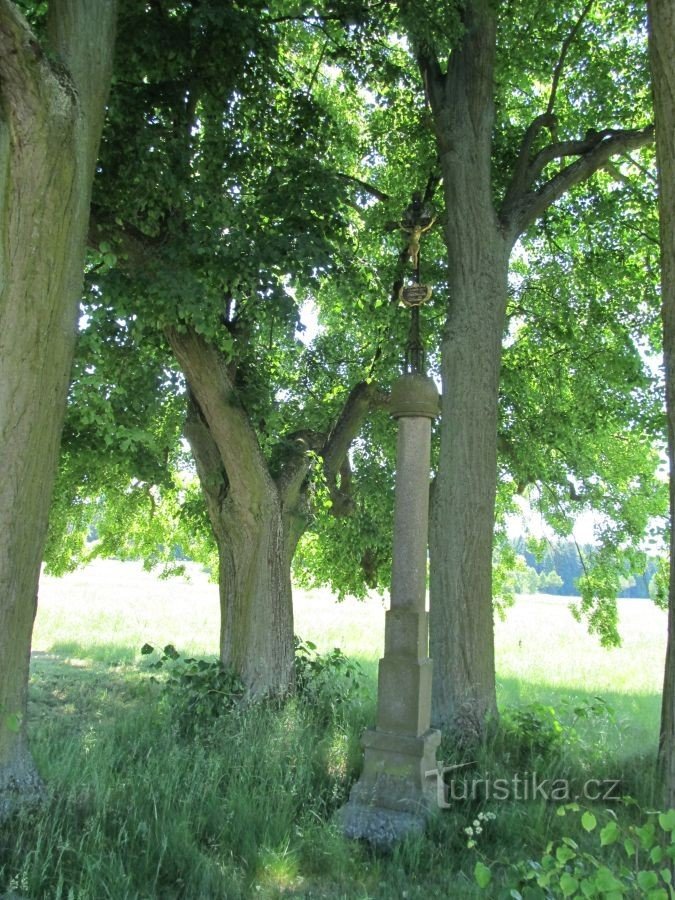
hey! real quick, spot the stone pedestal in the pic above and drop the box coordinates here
[339,373,441,849]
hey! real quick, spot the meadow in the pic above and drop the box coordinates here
[0,559,669,899]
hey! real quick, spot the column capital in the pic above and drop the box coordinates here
[390,374,440,419]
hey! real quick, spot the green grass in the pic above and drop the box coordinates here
[0,560,668,899]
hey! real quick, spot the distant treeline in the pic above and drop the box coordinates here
[509,538,660,599]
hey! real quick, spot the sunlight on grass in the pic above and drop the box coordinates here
[2,559,665,900]
[33,560,667,761]
[36,560,666,706]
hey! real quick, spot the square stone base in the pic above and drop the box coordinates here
[338,727,441,850]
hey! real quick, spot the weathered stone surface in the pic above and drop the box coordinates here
[339,374,440,848]
[338,803,427,852]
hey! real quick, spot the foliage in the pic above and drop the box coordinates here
[140,643,244,738]
[476,804,675,899]
[494,698,616,769]
[140,637,365,736]
[43,0,670,648]
[293,637,364,723]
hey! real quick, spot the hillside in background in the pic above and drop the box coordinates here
[509,538,660,599]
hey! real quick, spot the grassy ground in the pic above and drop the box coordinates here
[0,560,668,899]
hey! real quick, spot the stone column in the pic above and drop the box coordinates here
[339,372,441,849]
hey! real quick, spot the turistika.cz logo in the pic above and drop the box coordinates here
[425,764,621,807]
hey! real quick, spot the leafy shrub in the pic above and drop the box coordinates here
[141,643,244,736]
[474,804,675,898]
[293,637,364,723]
[140,639,364,734]
[494,698,616,768]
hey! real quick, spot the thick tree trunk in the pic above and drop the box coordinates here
[421,0,654,737]
[170,335,300,697]
[170,330,381,697]
[429,238,509,734]
[424,0,507,733]
[216,501,296,695]
[648,0,675,809]
[0,0,116,820]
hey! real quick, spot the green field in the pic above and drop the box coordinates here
[1,560,669,899]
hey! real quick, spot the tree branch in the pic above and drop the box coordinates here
[334,172,391,203]
[504,125,654,237]
[46,0,118,127]
[321,381,389,512]
[166,326,274,509]
[183,392,230,542]
[502,113,558,212]
[276,381,389,515]
[275,429,325,512]
[546,0,595,117]
[416,47,445,113]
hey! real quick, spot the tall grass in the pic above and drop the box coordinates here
[0,561,667,898]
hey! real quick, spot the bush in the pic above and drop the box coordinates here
[140,639,364,735]
[141,643,244,737]
[293,637,364,724]
[474,804,675,898]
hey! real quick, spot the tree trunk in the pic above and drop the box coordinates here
[0,0,116,820]
[184,392,297,695]
[429,238,509,734]
[648,0,675,809]
[217,501,297,695]
[169,330,303,696]
[169,329,382,697]
[424,0,507,733]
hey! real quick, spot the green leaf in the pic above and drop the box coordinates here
[624,838,636,857]
[594,867,625,893]
[582,811,597,832]
[560,873,579,896]
[637,871,659,890]
[659,810,675,833]
[651,845,664,863]
[474,861,492,889]
[141,643,155,655]
[601,821,620,846]
[556,845,576,864]
[660,867,672,884]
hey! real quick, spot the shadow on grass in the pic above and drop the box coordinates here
[9,648,662,900]
[497,675,660,758]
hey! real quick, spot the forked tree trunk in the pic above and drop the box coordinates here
[0,0,116,820]
[169,327,380,697]
[185,391,296,694]
[648,0,675,809]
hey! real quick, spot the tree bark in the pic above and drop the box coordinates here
[424,0,506,732]
[0,0,116,820]
[168,326,383,697]
[182,391,296,695]
[648,0,675,809]
[421,0,653,736]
